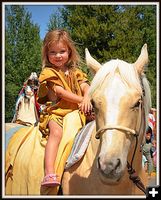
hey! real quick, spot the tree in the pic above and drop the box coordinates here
[5,5,42,122]
[47,9,65,30]
[48,5,157,107]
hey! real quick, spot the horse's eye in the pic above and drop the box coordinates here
[132,100,141,109]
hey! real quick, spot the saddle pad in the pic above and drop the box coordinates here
[65,120,95,169]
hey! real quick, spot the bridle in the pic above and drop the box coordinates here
[94,97,146,194]
[95,125,138,139]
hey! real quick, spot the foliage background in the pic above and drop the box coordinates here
[5,5,157,122]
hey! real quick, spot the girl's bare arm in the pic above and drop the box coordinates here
[79,82,93,114]
[54,85,83,103]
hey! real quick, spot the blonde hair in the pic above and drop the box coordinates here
[42,29,80,69]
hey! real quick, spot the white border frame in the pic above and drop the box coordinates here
[2,1,160,199]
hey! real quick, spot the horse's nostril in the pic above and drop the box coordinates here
[97,156,101,169]
[115,159,121,170]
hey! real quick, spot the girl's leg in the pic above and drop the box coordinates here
[44,120,63,175]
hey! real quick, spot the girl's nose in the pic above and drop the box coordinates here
[55,53,61,57]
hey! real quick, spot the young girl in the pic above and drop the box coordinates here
[37,29,93,187]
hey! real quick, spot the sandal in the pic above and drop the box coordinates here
[41,173,60,187]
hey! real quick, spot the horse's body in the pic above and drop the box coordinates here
[62,44,151,195]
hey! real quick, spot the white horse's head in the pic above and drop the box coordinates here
[86,44,151,183]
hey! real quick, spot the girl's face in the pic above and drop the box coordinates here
[48,41,69,69]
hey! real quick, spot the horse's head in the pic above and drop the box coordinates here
[86,44,151,184]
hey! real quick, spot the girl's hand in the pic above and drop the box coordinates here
[78,96,93,115]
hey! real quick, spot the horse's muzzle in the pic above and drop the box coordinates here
[97,156,124,183]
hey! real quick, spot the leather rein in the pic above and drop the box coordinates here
[95,98,146,194]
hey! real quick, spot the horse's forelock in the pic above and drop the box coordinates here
[89,59,142,97]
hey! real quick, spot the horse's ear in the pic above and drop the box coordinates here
[85,48,102,74]
[134,43,149,75]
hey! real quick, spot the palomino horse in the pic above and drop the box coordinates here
[61,44,151,195]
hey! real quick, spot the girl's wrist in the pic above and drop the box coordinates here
[80,96,84,103]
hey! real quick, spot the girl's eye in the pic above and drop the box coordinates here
[48,51,56,55]
[48,50,66,56]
